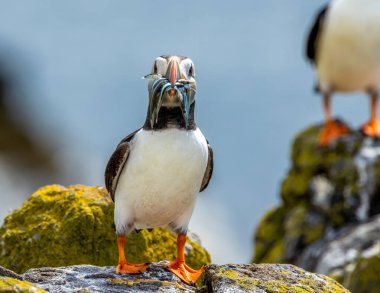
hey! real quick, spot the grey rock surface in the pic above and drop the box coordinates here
[5,263,350,292]
[23,263,195,293]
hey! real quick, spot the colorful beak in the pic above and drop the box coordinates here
[166,60,181,86]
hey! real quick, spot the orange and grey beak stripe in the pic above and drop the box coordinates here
[166,60,181,86]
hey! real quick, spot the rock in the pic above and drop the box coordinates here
[0,277,46,293]
[253,123,380,292]
[22,264,196,293]
[203,264,350,293]
[0,185,210,273]
[7,263,348,293]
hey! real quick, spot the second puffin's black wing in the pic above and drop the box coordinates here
[200,140,213,192]
[104,129,140,201]
[306,4,329,63]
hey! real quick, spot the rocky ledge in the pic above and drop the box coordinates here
[253,122,380,292]
[0,263,349,293]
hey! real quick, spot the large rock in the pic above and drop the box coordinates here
[253,123,380,292]
[0,263,346,292]
[0,185,210,273]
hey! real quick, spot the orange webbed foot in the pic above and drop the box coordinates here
[164,260,205,286]
[362,118,380,138]
[116,261,150,274]
[319,119,350,146]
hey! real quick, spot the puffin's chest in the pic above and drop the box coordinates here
[117,128,208,200]
[115,128,208,228]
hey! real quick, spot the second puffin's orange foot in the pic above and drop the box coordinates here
[362,118,380,138]
[319,120,350,146]
[116,262,150,274]
[164,261,205,285]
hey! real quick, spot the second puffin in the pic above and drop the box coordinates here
[105,55,213,285]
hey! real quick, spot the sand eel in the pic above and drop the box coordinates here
[105,55,213,285]
[306,0,380,145]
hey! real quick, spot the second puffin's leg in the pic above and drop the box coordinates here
[319,93,350,145]
[116,235,150,274]
[362,91,380,137]
[164,234,204,285]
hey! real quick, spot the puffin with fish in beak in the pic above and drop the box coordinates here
[105,55,213,285]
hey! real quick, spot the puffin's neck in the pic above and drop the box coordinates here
[143,103,197,131]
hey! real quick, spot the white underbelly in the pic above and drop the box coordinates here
[114,128,208,230]
[317,0,380,92]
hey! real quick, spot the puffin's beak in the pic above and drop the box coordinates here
[166,60,181,86]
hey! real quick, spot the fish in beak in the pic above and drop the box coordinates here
[144,57,196,129]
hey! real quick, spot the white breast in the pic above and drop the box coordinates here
[114,128,209,234]
[317,0,380,92]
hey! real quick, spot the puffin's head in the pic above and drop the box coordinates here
[144,55,196,128]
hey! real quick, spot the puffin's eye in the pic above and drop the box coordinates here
[153,62,158,74]
[188,65,194,77]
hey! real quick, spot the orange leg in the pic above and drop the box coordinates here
[116,235,150,274]
[164,234,204,285]
[319,94,350,146]
[362,93,380,138]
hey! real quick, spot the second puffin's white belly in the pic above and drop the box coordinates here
[317,0,380,92]
[114,128,208,230]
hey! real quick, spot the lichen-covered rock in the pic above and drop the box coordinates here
[253,123,380,293]
[204,264,350,293]
[0,185,210,273]
[0,277,46,293]
[15,264,350,293]
[22,264,195,293]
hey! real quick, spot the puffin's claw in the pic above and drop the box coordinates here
[319,119,350,146]
[361,118,380,138]
[116,261,150,274]
[164,260,204,285]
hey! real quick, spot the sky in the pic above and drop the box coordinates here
[0,0,372,264]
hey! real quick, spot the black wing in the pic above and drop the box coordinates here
[306,4,329,63]
[200,141,213,192]
[104,129,140,201]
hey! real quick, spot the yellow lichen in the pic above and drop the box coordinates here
[0,277,46,293]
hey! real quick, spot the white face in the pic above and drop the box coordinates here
[152,56,196,82]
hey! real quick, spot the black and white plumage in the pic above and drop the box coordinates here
[306,0,380,93]
[306,0,380,145]
[105,55,213,236]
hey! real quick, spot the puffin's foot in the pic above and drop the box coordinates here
[319,120,350,146]
[361,118,380,138]
[164,260,204,285]
[116,261,150,274]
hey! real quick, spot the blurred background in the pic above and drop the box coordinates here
[0,0,369,264]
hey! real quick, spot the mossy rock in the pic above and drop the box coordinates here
[253,206,286,263]
[204,264,350,293]
[281,123,361,209]
[345,254,380,293]
[0,277,46,293]
[0,185,210,273]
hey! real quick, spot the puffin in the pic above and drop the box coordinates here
[306,0,380,145]
[104,55,213,285]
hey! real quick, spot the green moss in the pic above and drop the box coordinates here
[0,277,46,293]
[253,207,286,263]
[345,254,380,293]
[0,185,210,273]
